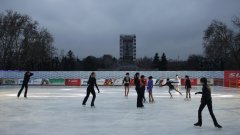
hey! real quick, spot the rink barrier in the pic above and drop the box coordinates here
[48,79,65,86]
[214,78,224,86]
[0,78,225,86]
[18,79,43,85]
[1,70,239,88]
[197,78,214,85]
[65,79,81,86]
[224,71,240,88]
[181,78,198,86]
[0,71,224,81]
[2,79,18,85]
[81,79,88,86]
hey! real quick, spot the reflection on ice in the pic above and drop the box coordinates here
[0,86,239,135]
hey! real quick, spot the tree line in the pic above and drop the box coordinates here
[0,10,239,71]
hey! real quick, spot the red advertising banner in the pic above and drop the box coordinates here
[65,79,81,86]
[224,71,240,88]
[181,79,198,86]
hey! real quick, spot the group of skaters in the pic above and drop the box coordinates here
[123,73,191,100]
[17,71,222,128]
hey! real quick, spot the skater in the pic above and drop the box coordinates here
[134,72,144,108]
[147,76,154,103]
[123,73,130,97]
[17,71,34,98]
[161,78,182,98]
[82,72,100,107]
[140,75,146,103]
[185,75,191,100]
[175,75,181,91]
[194,77,222,128]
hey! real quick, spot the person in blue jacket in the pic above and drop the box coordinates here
[147,76,154,103]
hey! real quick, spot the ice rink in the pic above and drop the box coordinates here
[0,85,240,135]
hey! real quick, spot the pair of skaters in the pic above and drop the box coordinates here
[161,75,192,100]
[133,72,155,108]
[123,73,154,103]
[17,71,222,128]
[17,71,100,108]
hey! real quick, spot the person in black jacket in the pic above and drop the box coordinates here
[161,78,182,98]
[185,75,191,100]
[82,72,100,107]
[17,71,33,98]
[194,77,222,128]
[134,72,144,108]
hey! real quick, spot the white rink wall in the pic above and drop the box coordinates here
[0,71,223,79]
[0,71,223,86]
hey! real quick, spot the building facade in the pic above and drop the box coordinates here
[119,34,137,70]
[120,34,136,63]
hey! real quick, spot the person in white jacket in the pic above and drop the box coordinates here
[175,75,181,92]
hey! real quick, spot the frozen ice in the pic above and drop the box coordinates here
[0,86,240,135]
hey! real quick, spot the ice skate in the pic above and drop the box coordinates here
[214,123,222,128]
[194,122,202,127]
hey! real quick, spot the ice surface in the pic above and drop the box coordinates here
[0,86,240,135]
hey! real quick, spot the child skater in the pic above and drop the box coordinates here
[194,77,222,128]
[147,76,154,103]
[161,78,182,98]
[17,71,34,99]
[140,75,146,103]
[185,75,192,100]
[134,73,144,108]
[82,72,100,107]
[123,72,131,97]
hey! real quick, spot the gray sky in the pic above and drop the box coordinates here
[1,0,240,60]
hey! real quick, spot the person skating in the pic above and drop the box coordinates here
[147,76,154,103]
[82,72,100,107]
[161,78,182,98]
[134,72,144,108]
[140,75,146,103]
[123,73,130,97]
[185,75,192,101]
[194,77,222,128]
[175,75,181,92]
[17,71,34,98]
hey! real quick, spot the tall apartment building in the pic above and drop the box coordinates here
[120,34,136,63]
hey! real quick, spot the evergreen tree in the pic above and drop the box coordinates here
[160,53,168,71]
[152,53,160,70]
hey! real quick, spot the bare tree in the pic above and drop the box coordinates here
[203,19,240,69]
[0,10,55,70]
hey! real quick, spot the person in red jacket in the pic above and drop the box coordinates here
[140,75,146,103]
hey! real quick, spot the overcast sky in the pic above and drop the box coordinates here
[1,0,240,60]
